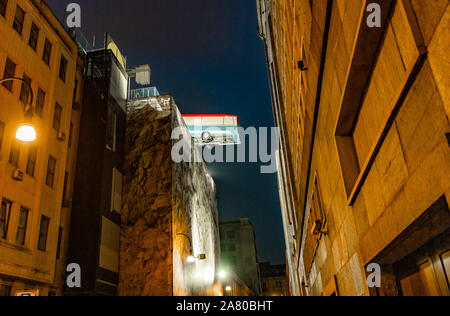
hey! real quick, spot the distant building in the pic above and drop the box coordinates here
[0,0,81,296]
[220,218,260,295]
[259,262,289,296]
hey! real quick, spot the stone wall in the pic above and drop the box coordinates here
[120,96,221,296]
[268,0,450,296]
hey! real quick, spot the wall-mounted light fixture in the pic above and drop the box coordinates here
[177,233,206,263]
[0,77,36,142]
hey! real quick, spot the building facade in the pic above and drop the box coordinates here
[65,48,127,296]
[258,0,450,296]
[220,218,261,295]
[0,0,81,296]
[259,262,289,296]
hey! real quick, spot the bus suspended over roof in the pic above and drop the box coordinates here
[182,114,241,146]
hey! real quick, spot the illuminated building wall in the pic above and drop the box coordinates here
[258,0,450,296]
[0,0,81,296]
[120,95,221,296]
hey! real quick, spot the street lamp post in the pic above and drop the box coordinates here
[0,77,37,142]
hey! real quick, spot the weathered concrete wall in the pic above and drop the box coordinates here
[120,96,221,296]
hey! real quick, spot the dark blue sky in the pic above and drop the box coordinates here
[47,0,285,264]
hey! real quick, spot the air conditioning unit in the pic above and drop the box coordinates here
[62,200,72,208]
[12,169,24,181]
[57,132,66,141]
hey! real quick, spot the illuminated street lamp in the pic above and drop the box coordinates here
[176,233,206,263]
[0,77,36,142]
[218,269,228,280]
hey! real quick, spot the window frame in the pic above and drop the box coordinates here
[15,207,29,246]
[26,145,37,177]
[19,73,31,104]
[58,55,68,82]
[37,215,50,251]
[8,140,20,167]
[0,0,8,18]
[2,57,16,91]
[35,87,45,117]
[28,22,39,51]
[0,199,12,240]
[52,103,62,131]
[42,39,52,66]
[0,121,5,152]
[12,4,25,35]
[45,155,56,188]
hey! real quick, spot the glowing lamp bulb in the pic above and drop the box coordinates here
[218,270,227,280]
[16,124,36,142]
[225,286,232,292]
[187,255,196,263]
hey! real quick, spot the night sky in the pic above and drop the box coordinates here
[47,0,285,264]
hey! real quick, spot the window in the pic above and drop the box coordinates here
[42,39,52,65]
[68,122,73,148]
[227,231,235,240]
[15,207,29,245]
[0,199,12,240]
[106,107,117,151]
[0,121,5,152]
[0,285,12,297]
[56,227,63,259]
[46,156,56,187]
[59,56,68,82]
[9,140,20,167]
[2,57,16,91]
[35,88,45,117]
[0,0,7,18]
[37,215,50,251]
[28,22,39,51]
[111,168,122,214]
[72,79,78,106]
[62,172,69,201]
[26,145,37,177]
[19,73,31,104]
[52,103,62,131]
[12,5,25,35]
